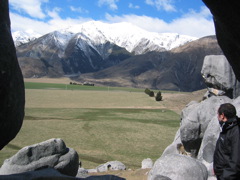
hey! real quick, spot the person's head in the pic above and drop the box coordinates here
[218,103,236,122]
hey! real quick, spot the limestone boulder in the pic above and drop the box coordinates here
[148,154,208,180]
[201,55,240,98]
[96,161,126,173]
[0,138,79,177]
[141,158,153,169]
[0,0,25,150]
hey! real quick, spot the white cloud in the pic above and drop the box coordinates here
[70,6,89,14]
[47,7,62,19]
[145,0,176,12]
[9,0,48,19]
[105,6,215,38]
[9,3,214,38]
[129,3,140,9]
[98,0,119,10]
[9,12,92,35]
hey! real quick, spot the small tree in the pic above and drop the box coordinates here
[144,88,154,97]
[144,88,151,95]
[149,91,154,97]
[155,91,163,101]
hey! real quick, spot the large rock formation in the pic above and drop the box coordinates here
[0,139,79,177]
[0,0,25,150]
[202,0,240,81]
[149,54,240,179]
[201,55,240,99]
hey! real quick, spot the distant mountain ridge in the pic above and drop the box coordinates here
[13,21,197,54]
[75,36,223,91]
[15,21,197,78]
[14,22,223,91]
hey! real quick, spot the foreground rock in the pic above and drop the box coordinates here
[148,154,208,180]
[0,138,79,177]
[0,167,126,180]
[0,0,25,150]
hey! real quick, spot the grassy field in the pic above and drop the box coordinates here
[0,80,186,171]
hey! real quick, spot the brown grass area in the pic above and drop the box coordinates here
[24,77,72,84]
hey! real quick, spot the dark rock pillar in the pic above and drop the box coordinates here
[0,0,25,149]
[202,0,240,81]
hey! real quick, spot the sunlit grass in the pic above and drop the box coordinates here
[0,83,181,169]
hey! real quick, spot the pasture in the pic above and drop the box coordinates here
[0,80,204,170]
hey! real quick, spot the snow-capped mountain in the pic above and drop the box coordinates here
[12,30,41,46]
[60,21,198,54]
[15,21,199,78]
[13,21,197,54]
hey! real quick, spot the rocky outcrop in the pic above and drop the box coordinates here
[201,55,240,99]
[0,0,25,150]
[149,53,240,179]
[202,0,240,81]
[0,138,79,177]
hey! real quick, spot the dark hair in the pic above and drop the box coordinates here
[218,103,236,119]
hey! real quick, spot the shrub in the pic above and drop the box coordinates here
[144,88,154,97]
[149,91,154,97]
[144,88,151,95]
[155,91,163,101]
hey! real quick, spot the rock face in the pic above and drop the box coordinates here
[201,55,240,99]
[0,138,79,177]
[0,0,25,150]
[148,154,208,180]
[180,96,231,156]
[202,0,240,81]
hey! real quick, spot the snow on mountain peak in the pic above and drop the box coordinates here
[12,30,41,46]
[12,21,198,54]
[63,21,197,54]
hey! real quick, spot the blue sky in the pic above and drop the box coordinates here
[9,0,215,38]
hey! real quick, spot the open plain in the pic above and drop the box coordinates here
[0,78,206,179]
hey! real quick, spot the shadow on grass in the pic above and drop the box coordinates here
[78,153,108,165]
[6,143,22,150]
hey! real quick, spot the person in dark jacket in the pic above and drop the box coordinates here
[213,103,240,180]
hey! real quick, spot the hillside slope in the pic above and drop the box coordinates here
[75,36,223,91]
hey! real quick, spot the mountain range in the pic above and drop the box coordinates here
[13,21,223,91]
